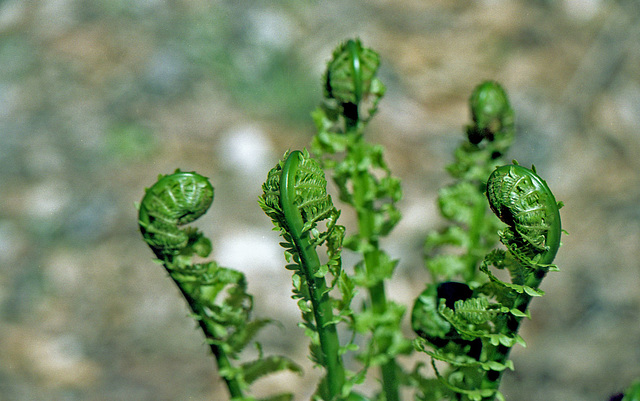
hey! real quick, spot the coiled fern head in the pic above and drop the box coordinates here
[260,149,338,238]
[466,81,514,155]
[486,163,562,265]
[138,170,214,257]
[324,38,382,107]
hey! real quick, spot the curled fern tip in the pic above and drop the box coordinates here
[486,164,562,266]
[138,170,214,257]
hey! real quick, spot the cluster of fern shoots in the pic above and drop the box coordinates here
[134,38,603,401]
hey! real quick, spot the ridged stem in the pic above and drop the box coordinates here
[479,266,547,400]
[168,267,245,399]
[281,151,346,399]
[351,152,400,401]
[465,192,490,282]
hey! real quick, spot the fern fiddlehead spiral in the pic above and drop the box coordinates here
[139,170,301,400]
[467,81,514,154]
[138,170,214,258]
[325,39,377,105]
[474,163,563,399]
[486,163,562,266]
[260,149,347,400]
[415,163,563,400]
[324,38,385,125]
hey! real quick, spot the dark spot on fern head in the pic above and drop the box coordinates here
[467,126,495,145]
[342,101,359,121]
[437,281,473,309]
[436,282,482,359]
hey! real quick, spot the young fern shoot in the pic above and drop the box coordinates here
[259,150,357,401]
[424,81,514,284]
[138,170,301,401]
[138,171,214,261]
[486,164,562,267]
[478,163,563,398]
[413,83,564,401]
[135,38,569,401]
[311,38,408,401]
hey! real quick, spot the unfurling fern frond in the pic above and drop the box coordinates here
[260,149,348,400]
[325,39,383,109]
[138,170,213,258]
[138,171,301,401]
[455,162,564,400]
[314,38,385,132]
[260,149,340,244]
[486,163,562,266]
[466,81,514,156]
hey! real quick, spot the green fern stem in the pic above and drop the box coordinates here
[479,266,547,400]
[138,172,248,400]
[169,271,245,399]
[343,40,363,128]
[351,157,400,401]
[357,226,399,401]
[464,192,490,283]
[281,151,346,399]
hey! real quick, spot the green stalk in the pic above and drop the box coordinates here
[169,270,245,399]
[344,39,363,130]
[465,194,490,282]
[479,267,547,400]
[281,151,346,399]
[351,157,400,401]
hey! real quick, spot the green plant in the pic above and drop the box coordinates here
[259,149,350,400]
[310,39,407,401]
[411,79,563,401]
[412,162,562,401]
[138,170,301,401]
[137,39,565,401]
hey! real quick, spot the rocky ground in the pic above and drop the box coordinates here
[1,1,639,400]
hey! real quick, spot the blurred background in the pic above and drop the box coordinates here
[1,0,639,400]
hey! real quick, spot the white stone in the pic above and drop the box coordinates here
[218,124,274,178]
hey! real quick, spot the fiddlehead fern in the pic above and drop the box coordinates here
[139,170,301,401]
[467,81,514,155]
[312,39,408,401]
[448,81,515,182]
[138,171,214,258]
[424,81,515,285]
[473,163,563,400]
[486,163,562,266]
[421,163,561,400]
[415,82,563,401]
[324,38,384,124]
[260,150,350,401]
